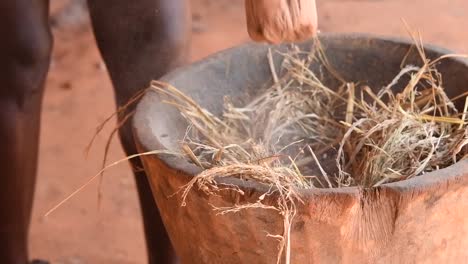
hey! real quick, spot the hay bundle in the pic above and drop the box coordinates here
[154,44,467,189]
[152,39,468,263]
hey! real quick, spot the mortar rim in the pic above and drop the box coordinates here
[133,32,468,198]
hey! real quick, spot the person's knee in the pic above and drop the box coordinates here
[0,24,52,108]
[89,0,190,66]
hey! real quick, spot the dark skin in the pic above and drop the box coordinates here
[0,0,317,263]
[1,0,189,263]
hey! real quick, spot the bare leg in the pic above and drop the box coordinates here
[87,1,191,263]
[0,1,52,263]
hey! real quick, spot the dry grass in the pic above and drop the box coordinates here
[153,42,467,189]
[337,36,468,187]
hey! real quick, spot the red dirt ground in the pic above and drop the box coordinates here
[32,0,468,263]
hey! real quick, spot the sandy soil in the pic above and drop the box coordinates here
[31,0,468,263]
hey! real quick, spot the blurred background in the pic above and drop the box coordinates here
[36,0,468,263]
